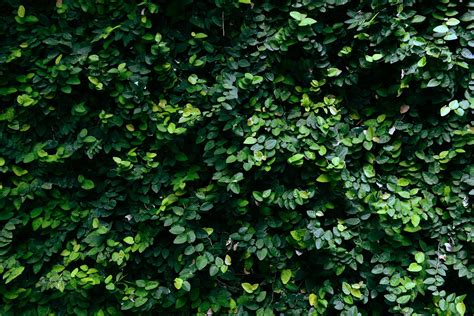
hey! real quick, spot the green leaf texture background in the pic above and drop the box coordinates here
[0,0,473,315]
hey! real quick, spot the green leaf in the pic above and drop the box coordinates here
[123,237,134,245]
[173,233,188,244]
[396,295,411,304]
[196,256,208,270]
[4,266,25,284]
[290,11,306,21]
[446,18,460,26]
[327,68,342,77]
[280,269,291,284]
[241,282,259,293]
[0,157,5,167]
[316,174,331,183]
[433,25,449,33]
[299,17,316,26]
[411,214,421,227]
[174,278,183,289]
[440,106,450,117]
[363,164,375,178]
[397,178,410,186]
[456,302,466,316]
[18,5,25,18]
[288,154,304,164]
[81,179,95,190]
[415,252,425,263]
[169,226,185,235]
[256,248,268,260]
[244,137,257,145]
[427,78,440,87]
[407,262,422,272]
[308,293,317,306]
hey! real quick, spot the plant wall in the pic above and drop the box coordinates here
[0,0,473,315]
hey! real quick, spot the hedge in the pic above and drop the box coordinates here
[0,0,473,315]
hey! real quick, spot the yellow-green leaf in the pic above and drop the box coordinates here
[18,5,26,18]
[280,269,291,285]
[308,293,317,306]
[316,174,330,183]
[241,282,259,293]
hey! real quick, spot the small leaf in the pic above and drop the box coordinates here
[81,179,95,190]
[173,233,187,244]
[169,226,185,235]
[280,269,291,285]
[456,302,466,316]
[18,5,25,18]
[396,294,411,304]
[196,256,208,270]
[288,154,304,164]
[407,262,422,272]
[316,174,330,183]
[363,164,375,178]
[123,237,134,245]
[244,137,257,145]
[440,106,451,117]
[308,293,317,306]
[256,248,268,260]
[327,68,342,77]
[427,78,440,87]
[397,178,410,186]
[411,214,421,227]
[290,11,306,21]
[174,278,183,289]
[225,254,232,265]
[446,18,460,26]
[241,282,259,293]
[433,25,449,33]
[299,17,316,26]
[415,252,425,263]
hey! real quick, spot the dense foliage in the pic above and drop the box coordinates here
[0,0,473,315]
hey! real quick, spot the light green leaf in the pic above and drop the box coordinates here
[290,11,306,21]
[440,106,450,117]
[427,78,440,87]
[299,17,316,26]
[174,278,183,289]
[411,214,421,227]
[316,174,331,183]
[456,302,466,316]
[241,282,259,293]
[244,137,257,145]
[123,236,134,245]
[18,5,25,18]
[397,178,410,186]
[415,252,425,263]
[309,293,317,306]
[407,262,422,272]
[280,269,291,285]
[363,164,375,178]
[446,18,460,26]
[433,25,449,33]
[288,154,304,164]
[327,68,342,77]
[396,294,411,304]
